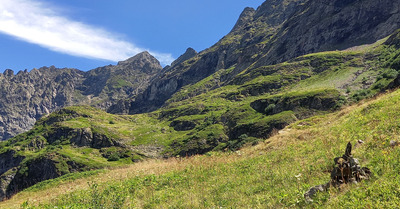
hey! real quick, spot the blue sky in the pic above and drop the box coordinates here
[0,0,265,72]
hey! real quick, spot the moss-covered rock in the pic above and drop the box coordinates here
[250,89,343,116]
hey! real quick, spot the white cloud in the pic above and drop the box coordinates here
[0,0,174,65]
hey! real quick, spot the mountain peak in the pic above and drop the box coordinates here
[170,48,198,68]
[118,51,154,65]
[117,51,162,74]
[3,69,14,77]
[231,7,256,33]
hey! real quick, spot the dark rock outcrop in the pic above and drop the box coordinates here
[0,168,17,201]
[43,126,117,149]
[0,154,86,201]
[385,29,400,48]
[69,128,94,147]
[228,121,289,140]
[170,120,197,131]
[250,90,341,116]
[0,151,24,176]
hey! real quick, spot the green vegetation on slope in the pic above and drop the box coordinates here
[17,87,400,209]
[155,35,400,155]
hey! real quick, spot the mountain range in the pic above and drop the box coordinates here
[2,0,399,141]
[0,52,161,140]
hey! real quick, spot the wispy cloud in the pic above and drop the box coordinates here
[0,0,174,65]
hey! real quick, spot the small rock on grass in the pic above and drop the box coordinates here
[390,140,399,147]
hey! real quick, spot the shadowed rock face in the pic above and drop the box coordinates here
[254,0,400,66]
[385,29,400,48]
[0,151,24,177]
[117,0,400,115]
[0,52,162,140]
[0,154,87,201]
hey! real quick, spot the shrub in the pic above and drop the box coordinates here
[352,89,372,101]
[382,68,398,79]
[264,104,276,115]
[107,153,120,161]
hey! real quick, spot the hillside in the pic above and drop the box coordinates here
[3,79,400,208]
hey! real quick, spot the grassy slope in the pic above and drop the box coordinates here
[157,37,399,155]
[7,87,400,208]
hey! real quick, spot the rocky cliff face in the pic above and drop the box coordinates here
[0,52,161,140]
[253,0,400,66]
[115,0,400,115]
[0,67,84,140]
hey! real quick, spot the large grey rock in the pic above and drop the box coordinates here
[70,128,94,147]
